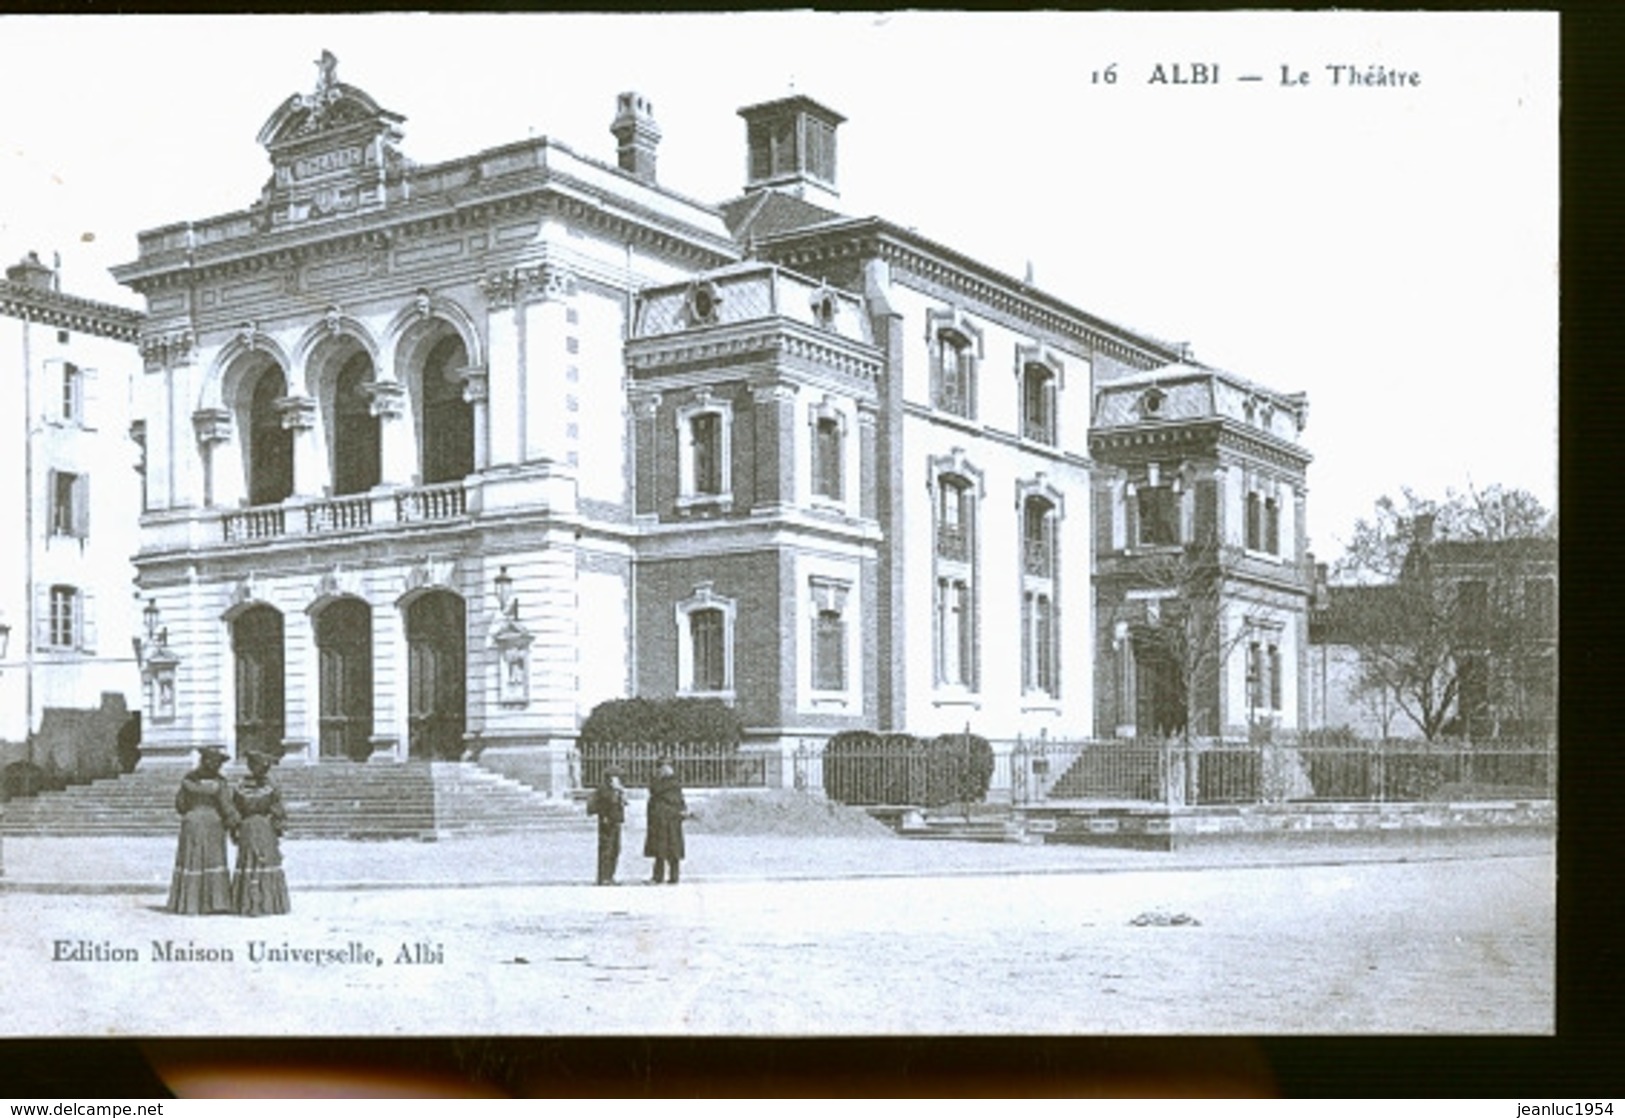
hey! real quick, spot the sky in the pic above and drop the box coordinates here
[0,12,1557,557]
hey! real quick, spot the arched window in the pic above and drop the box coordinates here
[332,352,381,496]
[247,368,293,506]
[421,336,473,485]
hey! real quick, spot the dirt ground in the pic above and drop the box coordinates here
[1,847,1553,1036]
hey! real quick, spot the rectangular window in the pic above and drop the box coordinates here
[1264,498,1281,555]
[1022,366,1054,444]
[813,609,845,691]
[1247,642,1263,710]
[49,586,78,649]
[937,577,973,687]
[62,362,82,423]
[1246,491,1262,550]
[937,480,969,560]
[691,608,726,692]
[50,471,87,538]
[934,333,972,418]
[813,416,842,501]
[1137,485,1178,547]
[1267,644,1282,711]
[1025,591,1056,696]
[1024,501,1052,577]
[1456,580,1489,642]
[691,413,723,496]
[1524,577,1555,632]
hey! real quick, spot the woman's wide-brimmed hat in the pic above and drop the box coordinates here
[244,749,276,767]
[197,746,229,765]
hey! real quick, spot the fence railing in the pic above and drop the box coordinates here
[567,737,1555,808]
[578,742,774,791]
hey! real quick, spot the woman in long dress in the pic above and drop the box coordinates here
[165,746,238,915]
[231,750,290,916]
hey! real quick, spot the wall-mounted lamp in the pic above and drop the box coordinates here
[490,566,531,708]
[137,597,179,724]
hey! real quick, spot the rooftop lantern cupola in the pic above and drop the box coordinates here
[254,50,408,228]
[610,91,662,184]
[737,94,845,206]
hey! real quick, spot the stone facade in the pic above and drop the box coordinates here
[112,55,1313,788]
[0,252,144,771]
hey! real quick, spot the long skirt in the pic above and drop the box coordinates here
[166,807,233,915]
[232,815,291,916]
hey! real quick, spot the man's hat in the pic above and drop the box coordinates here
[244,749,276,767]
[197,746,229,764]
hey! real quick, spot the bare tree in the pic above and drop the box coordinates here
[1334,485,1554,742]
[1108,537,1274,743]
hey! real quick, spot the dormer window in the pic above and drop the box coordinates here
[686,281,721,326]
[811,287,838,329]
[1141,386,1166,418]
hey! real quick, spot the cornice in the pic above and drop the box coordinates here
[0,283,144,342]
[116,181,737,297]
[626,322,883,383]
[756,222,1183,369]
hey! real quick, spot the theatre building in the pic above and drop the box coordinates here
[114,56,1307,790]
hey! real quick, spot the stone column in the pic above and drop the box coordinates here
[479,270,523,469]
[191,408,235,508]
[517,265,578,465]
[458,365,490,472]
[365,379,413,487]
[276,395,322,498]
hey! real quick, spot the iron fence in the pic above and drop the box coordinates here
[578,742,774,790]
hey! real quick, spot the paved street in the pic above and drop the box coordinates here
[1,843,1552,1036]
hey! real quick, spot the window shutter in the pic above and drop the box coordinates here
[45,469,58,534]
[74,474,90,539]
[1124,485,1139,548]
[79,589,96,652]
[35,584,51,649]
[80,367,98,430]
[40,359,61,424]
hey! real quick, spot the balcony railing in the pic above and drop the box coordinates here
[306,495,372,533]
[1023,540,1052,576]
[936,524,968,561]
[223,505,286,542]
[396,481,467,523]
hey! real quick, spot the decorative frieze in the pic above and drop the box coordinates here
[141,329,196,370]
[477,263,579,310]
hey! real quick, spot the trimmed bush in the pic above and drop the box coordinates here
[579,697,743,748]
[823,730,995,808]
[578,698,744,788]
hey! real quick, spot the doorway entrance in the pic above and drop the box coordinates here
[405,590,466,760]
[316,597,374,761]
[232,605,285,758]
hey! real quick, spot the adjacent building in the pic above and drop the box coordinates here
[0,252,144,781]
[112,56,1314,790]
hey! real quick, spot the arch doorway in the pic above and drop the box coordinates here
[405,591,466,759]
[232,605,285,758]
[316,597,374,761]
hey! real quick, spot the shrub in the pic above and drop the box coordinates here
[578,698,744,787]
[580,697,744,748]
[823,730,995,808]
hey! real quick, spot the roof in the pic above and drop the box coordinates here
[722,189,845,246]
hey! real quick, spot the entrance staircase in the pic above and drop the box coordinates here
[1046,741,1164,801]
[0,762,589,840]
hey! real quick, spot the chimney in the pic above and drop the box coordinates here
[738,94,844,205]
[6,251,55,292]
[610,92,661,184]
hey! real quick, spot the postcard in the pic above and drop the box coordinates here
[0,11,1556,1037]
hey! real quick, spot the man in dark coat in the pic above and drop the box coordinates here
[586,766,627,885]
[644,758,687,884]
